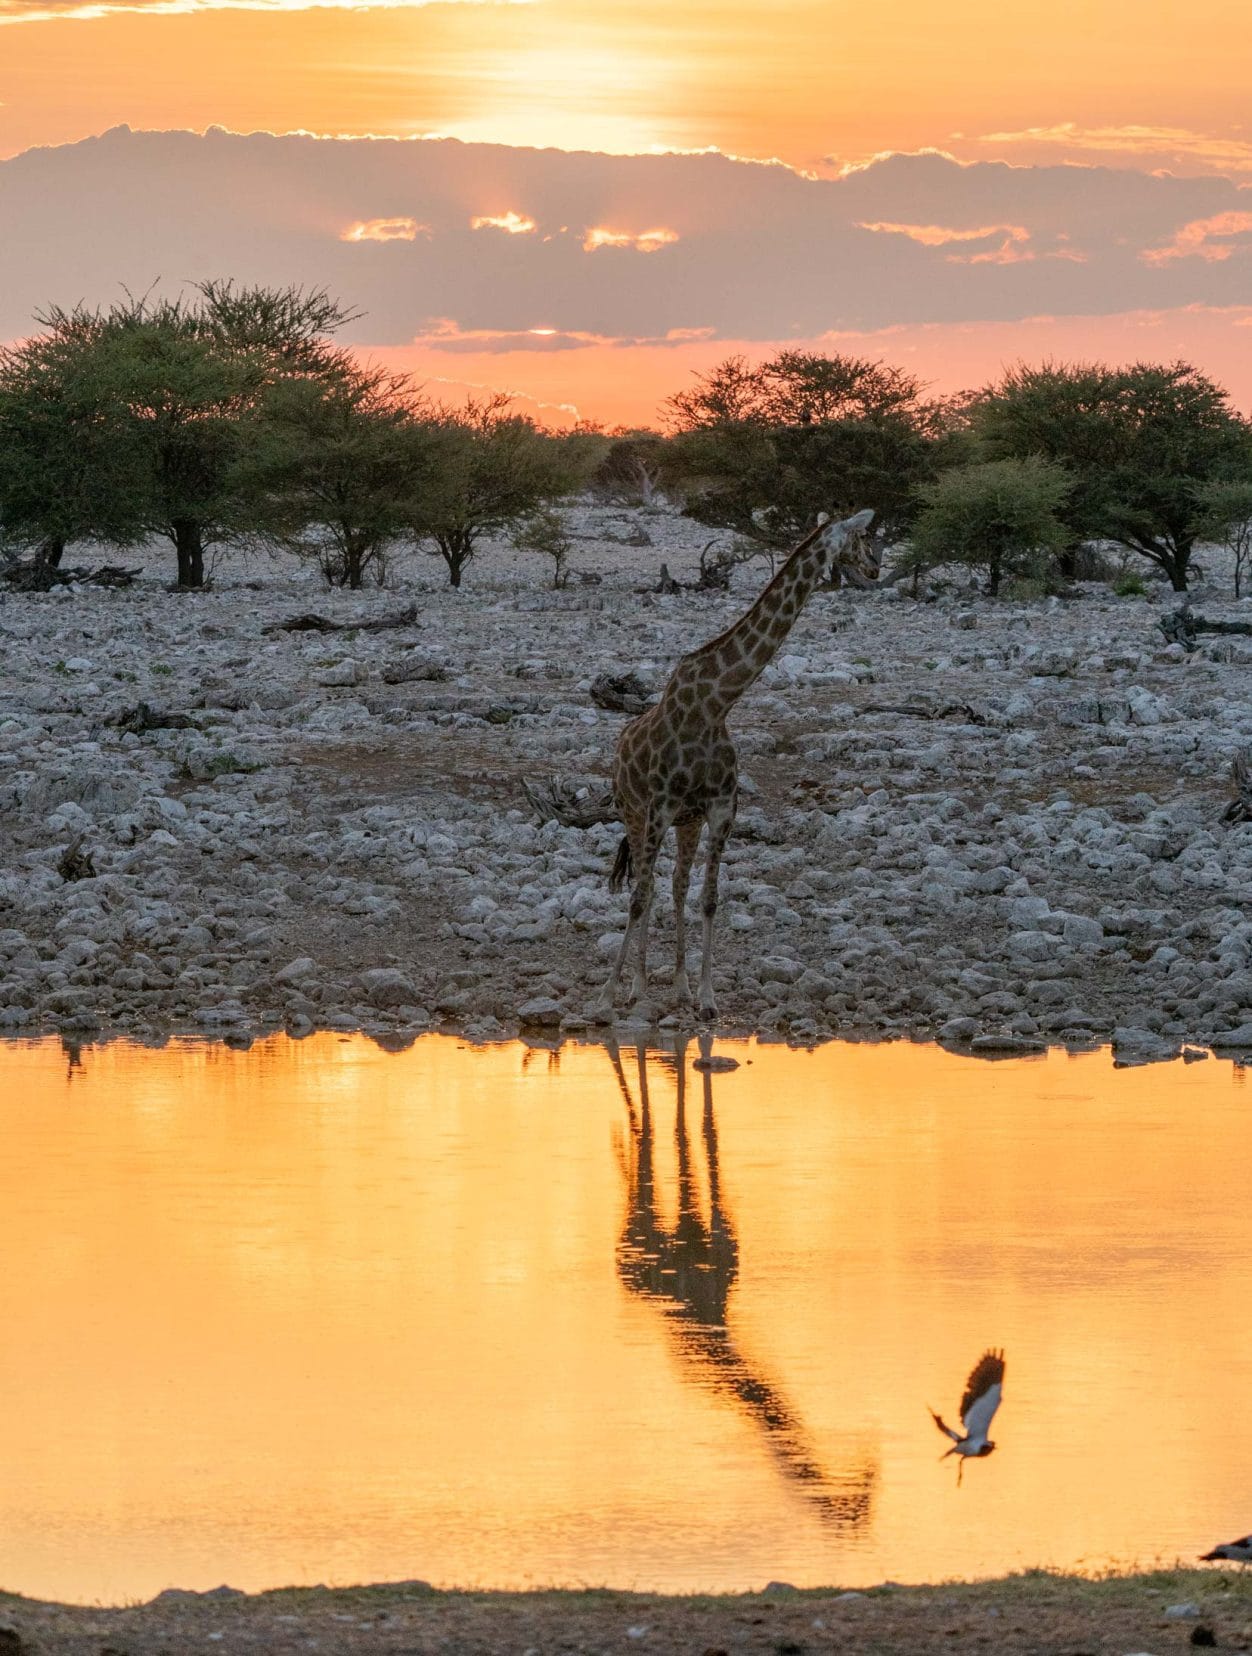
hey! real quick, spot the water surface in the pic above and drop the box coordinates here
[1,1033,1248,1603]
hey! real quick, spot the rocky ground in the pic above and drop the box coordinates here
[1,503,1250,1061]
[3,1570,1251,1655]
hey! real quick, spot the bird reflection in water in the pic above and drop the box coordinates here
[608,1034,877,1530]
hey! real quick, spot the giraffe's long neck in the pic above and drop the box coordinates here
[671,525,828,718]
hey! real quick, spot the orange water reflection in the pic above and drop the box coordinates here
[0,1033,1248,1604]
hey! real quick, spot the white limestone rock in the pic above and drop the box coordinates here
[312,657,369,687]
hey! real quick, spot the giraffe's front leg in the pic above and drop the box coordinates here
[670,821,701,1011]
[696,800,735,1021]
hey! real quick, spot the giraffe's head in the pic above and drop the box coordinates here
[814,508,877,587]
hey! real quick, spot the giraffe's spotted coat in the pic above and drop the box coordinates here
[596,511,877,1021]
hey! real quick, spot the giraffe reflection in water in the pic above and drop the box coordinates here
[608,1034,877,1530]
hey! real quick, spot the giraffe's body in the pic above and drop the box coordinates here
[596,509,876,1022]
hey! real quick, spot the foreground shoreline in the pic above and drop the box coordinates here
[5,1018,1250,1074]
[4,1570,1251,1654]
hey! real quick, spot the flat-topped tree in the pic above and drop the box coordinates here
[596,508,876,1025]
[0,284,355,587]
[663,349,945,551]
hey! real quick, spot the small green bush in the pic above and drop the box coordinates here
[1112,571,1148,598]
[908,456,1073,595]
[511,506,573,588]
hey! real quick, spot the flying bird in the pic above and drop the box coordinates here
[1200,1535,1252,1565]
[930,1349,1005,1483]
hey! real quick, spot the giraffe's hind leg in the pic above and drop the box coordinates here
[671,820,702,1009]
[594,809,668,1023]
[593,818,643,1022]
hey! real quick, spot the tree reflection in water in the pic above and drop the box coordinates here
[608,1034,877,1530]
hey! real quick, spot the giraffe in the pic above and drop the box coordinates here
[594,508,876,1023]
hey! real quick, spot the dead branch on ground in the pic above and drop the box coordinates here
[589,672,656,715]
[1159,606,1252,651]
[263,603,420,635]
[1224,750,1252,824]
[523,775,619,828]
[56,833,96,882]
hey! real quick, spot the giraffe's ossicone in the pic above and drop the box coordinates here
[594,508,876,1024]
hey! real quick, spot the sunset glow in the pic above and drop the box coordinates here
[340,215,428,242]
[367,304,1252,431]
[6,0,1252,1626]
[582,225,679,253]
[1,0,1250,426]
[470,210,537,234]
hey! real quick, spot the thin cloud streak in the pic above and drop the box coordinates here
[857,220,1031,246]
[341,215,429,241]
[413,318,717,353]
[976,122,1252,174]
[1142,210,1252,265]
[0,0,525,23]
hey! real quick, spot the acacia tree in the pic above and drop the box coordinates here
[0,283,355,587]
[907,457,1072,595]
[252,361,433,589]
[663,350,950,549]
[410,394,579,587]
[96,307,261,587]
[971,361,1252,591]
[664,349,924,430]
[0,316,148,567]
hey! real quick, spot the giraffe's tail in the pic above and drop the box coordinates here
[608,836,634,892]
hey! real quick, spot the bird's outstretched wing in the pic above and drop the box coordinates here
[929,1407,961,1444]
[959,1348,1005,1439]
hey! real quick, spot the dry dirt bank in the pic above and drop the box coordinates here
[3,1569,1251,1655]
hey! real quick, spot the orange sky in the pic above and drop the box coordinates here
[366,306,1252,430]
[2,0,1251,423]
[4,0,1252,173]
